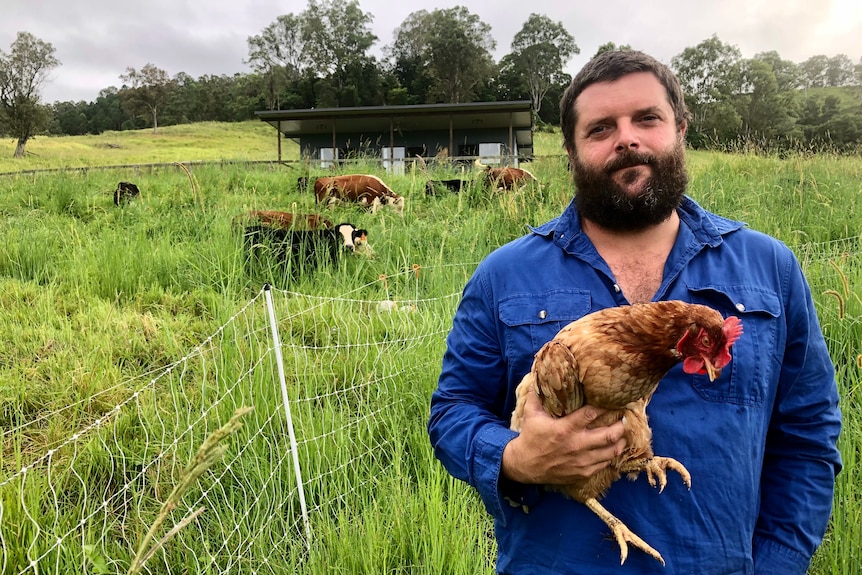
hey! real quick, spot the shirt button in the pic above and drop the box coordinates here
[736,303,746,312]
[613,284,621,293]
[538,310,547,319]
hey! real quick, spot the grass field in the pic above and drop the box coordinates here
[0,122,859,574]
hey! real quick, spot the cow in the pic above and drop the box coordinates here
[313,174,405,215]
[481,166,538,191]
[114,181,140,205]
[425,178,467,196]
[242,222,368,276]
[234,210,333,231]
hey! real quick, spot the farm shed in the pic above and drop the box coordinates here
[255,101,534,173]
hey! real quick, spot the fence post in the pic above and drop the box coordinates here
[263,284,312,549]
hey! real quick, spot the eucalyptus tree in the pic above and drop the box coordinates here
[800,55,830,88]
[824,54,857,87]
[385,10,437,104]
[752,51,803,92]
[301,0,377,102]
[671,35,743,146]
[389,6,496,103]
[593,42,633,57]
[737,58,798,141]
[0,31,60,157]
[119,64,175,133]
[246,14,304,110]
[500,13,578,116]
[85,87,127,133]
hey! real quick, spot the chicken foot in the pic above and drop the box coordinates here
[584,497,665,565]
[644,456,691,492]
[620,455,692,492]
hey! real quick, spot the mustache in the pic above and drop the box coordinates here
[604,150,657,173]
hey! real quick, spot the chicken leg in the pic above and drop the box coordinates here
[584,498,665,565]
[592,455,690,564]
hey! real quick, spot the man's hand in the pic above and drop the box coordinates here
[502,389,626,485]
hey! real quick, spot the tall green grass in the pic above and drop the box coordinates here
[0,123,859,574]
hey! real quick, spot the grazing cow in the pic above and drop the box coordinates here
[425,179,467,196]
[235,210,333,230]
[114,181,140,205]
[314,174,405,215]
[242,222,368,276]
[482,166,538,190]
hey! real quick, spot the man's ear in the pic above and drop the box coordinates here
[678,119,688,138]
[565,145,576,171]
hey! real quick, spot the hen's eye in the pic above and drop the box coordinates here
[701,336,711,346]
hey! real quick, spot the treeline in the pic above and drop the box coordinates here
[671,36,862,152]
[4,1,862,155]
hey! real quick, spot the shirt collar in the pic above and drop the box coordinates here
[528,195,746,252]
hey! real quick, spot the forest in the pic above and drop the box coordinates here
[2,1,862,155]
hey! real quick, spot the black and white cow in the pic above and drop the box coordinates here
[242,222,368,275]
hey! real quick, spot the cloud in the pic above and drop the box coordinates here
[2,0,859,104]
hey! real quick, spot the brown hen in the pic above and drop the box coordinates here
[510,300,743,565]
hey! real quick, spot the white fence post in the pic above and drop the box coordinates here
[263,284,312,549]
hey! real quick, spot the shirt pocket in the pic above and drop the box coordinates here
[499,290,592,367]
[685,284,781,406]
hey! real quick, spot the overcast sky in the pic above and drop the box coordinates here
[3,0,861,104]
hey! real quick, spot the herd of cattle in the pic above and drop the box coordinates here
[112,163,538,277]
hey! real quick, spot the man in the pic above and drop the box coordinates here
[427,50,841,574]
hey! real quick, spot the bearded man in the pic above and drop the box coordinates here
[428,50,841,574]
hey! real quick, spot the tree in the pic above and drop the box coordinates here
[388,7,496,103]
[0,32,60,157]
[800,55,829,87]
[301,0,377,99]
[246,14,304,110]
[594,42,633,57]
[671,36,742,145]
[49,100,89,135]
[86,87,127,134]
[752,51,803,91]
[737,59,797,141]
[119,64,175,132]
[504,14,578,116]
[825,54,856,87]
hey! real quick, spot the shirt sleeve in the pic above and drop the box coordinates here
[753,252,842,574]
[427,266,520,523]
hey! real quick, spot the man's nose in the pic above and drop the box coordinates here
[614,120,639,152]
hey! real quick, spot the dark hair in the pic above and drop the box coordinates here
[560,50,689,153]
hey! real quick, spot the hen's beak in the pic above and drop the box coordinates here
[703,359,719,382]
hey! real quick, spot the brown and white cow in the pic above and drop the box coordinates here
[481,166,538,191]
[235,210,334,230]
[313,174,405,215]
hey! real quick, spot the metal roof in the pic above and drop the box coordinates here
[255,100,534,148]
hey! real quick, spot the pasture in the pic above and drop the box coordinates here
[0,122,860,574]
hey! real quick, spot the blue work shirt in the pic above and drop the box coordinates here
[428,196,842,574]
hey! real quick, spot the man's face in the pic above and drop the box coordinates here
[567,72,688,232]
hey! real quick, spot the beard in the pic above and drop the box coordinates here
[571,140,688,232]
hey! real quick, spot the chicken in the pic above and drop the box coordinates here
[510,300,743,565]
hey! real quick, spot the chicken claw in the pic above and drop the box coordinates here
[643,456,691,493]
[585,498,665,565]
